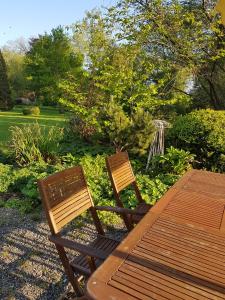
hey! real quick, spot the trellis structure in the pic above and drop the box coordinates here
[146,120,170,171]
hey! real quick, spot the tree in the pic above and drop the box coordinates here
[109,0,225,109]
[60,10,171,118]
[0,49,13,110]
[24,26,83,104]
[99,102,155,154]
[2,50,27,98]
[3,37,29,54]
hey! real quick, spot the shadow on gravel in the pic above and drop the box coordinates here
[0,208,71,300]
[0,208,126,300]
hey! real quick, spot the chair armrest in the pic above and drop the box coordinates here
[95,206,146,215]
[49,235,107,260]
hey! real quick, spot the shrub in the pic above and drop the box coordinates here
[167,109,225,171]
[150,147,194,176]
[69,115,97,141]
[0,163,12,192]
[100,102,155,155]
[22,106,40,116]
[4,198,34,214]
[22,108,31,115]
[120,173,178,209]
[3,162,67,210]
[10,123,64,166]
[129,108,155,156]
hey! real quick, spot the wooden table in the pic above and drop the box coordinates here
[86,170,225,300]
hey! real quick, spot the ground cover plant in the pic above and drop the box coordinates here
[0,140,191,226]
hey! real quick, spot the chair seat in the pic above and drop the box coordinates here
[70,235,119,277]
[131,202,152,223]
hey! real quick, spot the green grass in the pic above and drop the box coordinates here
[0,105,68,151]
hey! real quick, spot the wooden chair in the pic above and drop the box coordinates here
[37,165,141,296]
[106,151,152,230]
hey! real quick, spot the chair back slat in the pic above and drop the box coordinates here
[38,166,93,234]
[106,152,135,193]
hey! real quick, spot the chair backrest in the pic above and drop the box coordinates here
[106,151,143,209]
[38,166,94,234]
[106,151,136,194]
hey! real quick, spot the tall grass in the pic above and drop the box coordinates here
[10,122,64,166]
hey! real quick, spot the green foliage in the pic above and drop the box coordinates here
[4,198,33,215]
[2,49,27,99]
[130,108,155,155]
[151,147,195,176]
[100,101,131,151]
[60,10,175,124]
[0,49,13,110]
[25,26,83,104]
[100,102,155,155]
[109,0,225,110]
[68,115,98,141]
[79,154,121,225]
[120,174,178,209]
[137,174,178,204]
[0,163,12,192]
[167,109,225,171]
[10,123,64,166]
[0,151,177,225]
[22,106,40,116]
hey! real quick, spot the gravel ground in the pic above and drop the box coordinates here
[0,207,126,300]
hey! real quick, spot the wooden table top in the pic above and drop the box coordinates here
[86,170,225,300]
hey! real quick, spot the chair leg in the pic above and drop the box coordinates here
[55,245,83,296]
[122,213,134,231]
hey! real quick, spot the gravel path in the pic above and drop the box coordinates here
[0,207,126,300]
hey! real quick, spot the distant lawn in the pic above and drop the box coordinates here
[0,105,68,151]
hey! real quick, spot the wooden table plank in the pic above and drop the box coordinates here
[86,170,225,300]
[151,171,225,231]
[174,169,225,199]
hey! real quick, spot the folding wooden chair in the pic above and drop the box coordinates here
[38,165,140,296]
[106,151,152,230]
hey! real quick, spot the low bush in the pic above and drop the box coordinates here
[150,147,194,176]
[167,109,225,171]
[0,163,13,192]
[10,123,64,166]
[99,102,155,155]
[4,198,34,215]
[69,116,98,141]
[22,106,40,116]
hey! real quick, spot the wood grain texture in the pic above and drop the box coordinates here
[174,169,225,199]
[106,152,135,193]
[106,151,151,230]
[38,165,120,296]
[38,166,93,233]
[86,170,225,300]
[108,215,225,299]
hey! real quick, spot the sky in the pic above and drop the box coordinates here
[0,0,116,47]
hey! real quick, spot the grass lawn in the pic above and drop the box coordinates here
[0,105,68,151]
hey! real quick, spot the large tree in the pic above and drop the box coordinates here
[0,49,13,110]
[60,10,171,117]
[24,26,83,104]
[108,0,225,109]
